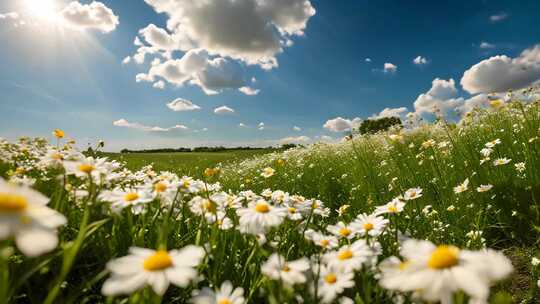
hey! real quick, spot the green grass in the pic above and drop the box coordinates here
[102,150,273,178]
[1,100,540,304]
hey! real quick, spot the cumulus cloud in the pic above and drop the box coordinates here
[370,107,408,119]
[142,0,315,68]
[461,44,540,94]
[113,119,188,132]
[279,135,311,144]
[383,62,397,73]
[166,98,201,112]
[490,12,508,23]
[293,126,302,131]
[365,58,372,63]
[479,42,496,49]
[258,122,265,130]
[214,105,235,115]
[413,78,464,115]
[138,49,249,94]
[61,1,119,33]
[239,123,246,127]
[153,80,165,89]
[413,56,428,65]
[238,86,260,95]
[323,117,361,132]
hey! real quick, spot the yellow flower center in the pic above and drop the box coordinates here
[255,202,270,213]
[427,245,460,269]
[338,249,353,260]
[0,193,29,213]
[183,180,191,188]
[218,299,232,304]
[202,199,217,213]
[78,164,95,174]
[339,227,351,237]
[320,239,330,247]
[15,167,25,175]
[124,192,139,202]
[288,207,297,213]
[154,182,167,193]
[282,265,291,272]
[324,273,337,284]
[51,153,63,160]
[388,205,398,213]
[143,250,173,271]
[363,223,374,231]
[399,261,410,271]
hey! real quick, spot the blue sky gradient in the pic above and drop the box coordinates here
[1,0,539,150]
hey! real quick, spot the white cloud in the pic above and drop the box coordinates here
[153,80,165,89]
[141,49,248,94]
[279,135,311,144]
[214,105,235,115]
[238,86,260,95]
[383,62,397,73]
[323,117,361,132]
[0,12,19,20]
[461,44,540,94]
[479,42,496,49]
[365,58,372,63]
[293,126,302,131]
[238,123,246,127]
[142,0,315,68]
[61,1,119,33]
[414,78,464,115]
[413,56,428,65]
[370,107,408,119]
[457,94,491,114]
[166,98,201,112]
[122,56,131,65]
[113,119,188,132]
[490,12,508,23]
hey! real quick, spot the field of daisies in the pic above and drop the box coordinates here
[1,98,539,303]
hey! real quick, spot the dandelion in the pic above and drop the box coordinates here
[403,187,423,201]
[0,178,66,257]
[191,281,245,304]
[52,129,65,139]
[493,158,511,166]
[102,246,205,296]
[261,253,310,285]
[476,184,493,192]
[261,167,275,178]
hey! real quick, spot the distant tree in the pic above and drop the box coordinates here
[358,117,402,134]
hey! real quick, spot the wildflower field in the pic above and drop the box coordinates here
[1,100,539,304]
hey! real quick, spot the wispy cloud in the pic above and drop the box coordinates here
[113,119,188,132]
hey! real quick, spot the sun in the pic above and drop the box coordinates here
[24,0,60,23]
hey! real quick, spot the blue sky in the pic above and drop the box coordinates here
[1,0,540,151]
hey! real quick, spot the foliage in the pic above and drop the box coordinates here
[358,116,402,134]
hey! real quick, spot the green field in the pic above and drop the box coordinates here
[103,150,273,178]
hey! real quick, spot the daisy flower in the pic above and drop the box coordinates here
[191,281,245,304]
[148,180,178,206]
[236,199,286,235]
[285,204,303,221]
[374,198,405,215]
[305,229,339,250]
[323,239,373,272]
[102,246,205,296]
[0,179,66,257]
[315,263,355,303]
[99,188,155,214]
[476,184,493,193]
[351,213,389,237]
[261,253,310,285]
[453,178,469,194]
[189,196,219,216]
[261,167,275,178]
[403,187,423,201]
[379,239,512,303]
[63,157,109,181]
[326,221,358,240]
[493,158,511,166]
